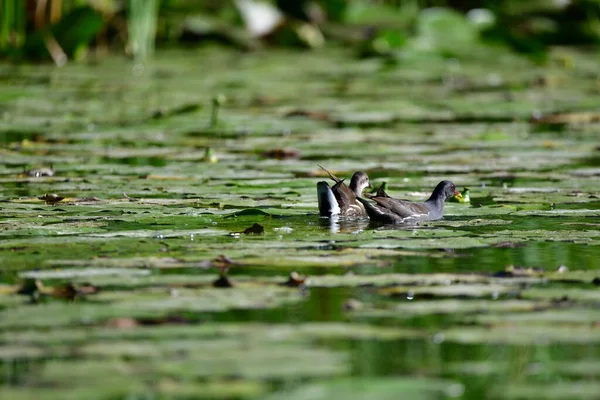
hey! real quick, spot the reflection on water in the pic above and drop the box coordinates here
[369,221,428,231]
[318,215,430,233]
[318,215,370,234]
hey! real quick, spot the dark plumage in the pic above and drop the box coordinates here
[317,165,371,218]
[358,180,458,224]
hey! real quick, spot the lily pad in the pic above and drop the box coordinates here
[0,286,304,329]
[379,283,519,298]
[521,288,600,303]
[351,299,546,318]
[491,382,600,400]
[442,325,600,345]
[263,377,464,400]
[19,268,150,279]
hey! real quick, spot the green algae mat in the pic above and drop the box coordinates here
[2,46,600,399]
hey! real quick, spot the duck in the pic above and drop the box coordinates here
[357,180,458,224]
[317,165,371,218]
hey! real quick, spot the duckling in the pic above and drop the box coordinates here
[317,165,371,218]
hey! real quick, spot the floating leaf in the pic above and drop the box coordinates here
[491,382,600,400]
[263,377,464,400]
[19,268,151,279]
[352,300,546,319]
[442,325,600,345]
[261,148,301,160]
[380,283,518,299]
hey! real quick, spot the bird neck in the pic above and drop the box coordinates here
[425,190,445,211]
[350,182,365,197]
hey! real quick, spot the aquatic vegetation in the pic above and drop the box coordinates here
[1,46,600,399]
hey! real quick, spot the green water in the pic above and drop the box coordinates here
[1,46,600,399]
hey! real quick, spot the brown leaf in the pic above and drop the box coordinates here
[495,264,544,278]
[261,148,301,160]
[530,111,600,125]
[105,317,139,329]
[214,254,234,268]
[51,283,79,301]
[51,282,100,301]
[77,283,100,295]
[213,254,239,275]
[38,193,65,205]
[282,271,306,287]
[284,109,330,121]
[75,197,102,202]
[493,242,525,248]
[250,94,277,106]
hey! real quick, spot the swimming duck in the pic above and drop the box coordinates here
[317,165,371,218]
[358,180,458,224]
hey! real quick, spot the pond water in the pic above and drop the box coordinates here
[1,45,600,399]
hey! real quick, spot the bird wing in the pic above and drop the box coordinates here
[318,164,342,184]
[331,179,360,211]
[370,197,429,219]
[356,197,403,224]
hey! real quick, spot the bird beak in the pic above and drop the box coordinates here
[454,190,460,196]
[367,182,373,189]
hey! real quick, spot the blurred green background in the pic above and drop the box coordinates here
[2,0,600,64]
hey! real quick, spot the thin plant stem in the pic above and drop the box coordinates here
[0,0,26,49]
[128,0,160,61]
